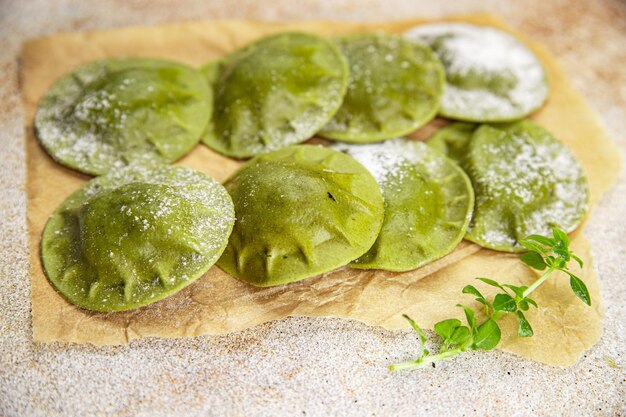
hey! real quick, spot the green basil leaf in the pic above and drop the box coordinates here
[449,326,472,345]
[522,234,554,247]
[553,246,571,262]
[518,239,548,255]
[462,285,487,304]
[493,293,517,312]
[457,304,477,333]
[525,297,538,308]
[552,227,572,262]
[402,314,428,342]
[502,284,526,298]
[473,319,501,350]
[520,251,547,270]
[552,257,567,269]
[434,318,462,340]
[516,311,534,337]
[476,277,504,290]
[569,273,591,306]
[572,254,584,269]
[552,227,570,248]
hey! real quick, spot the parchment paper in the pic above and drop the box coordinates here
[21,15,621,367]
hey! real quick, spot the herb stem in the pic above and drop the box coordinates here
[491,311,505,321]
[522,267,555,298]
[390,228,590,371]
[390,348,463,371]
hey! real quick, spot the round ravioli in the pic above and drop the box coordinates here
[405,23,548,122]
[463,121,589,251]
[319,33,445,142]
[41,165,235,312]
[334,139,474,271]
[35,58,212,176]
[426,122,478,164]
[201,32,349,158]
[217,145,384,286]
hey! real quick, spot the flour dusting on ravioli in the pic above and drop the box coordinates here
[320,33,445,142]
[41,165,234,312]
[405,23,548,122]
[201,32,349,158]
[217,145,384,285]
[335,138,474,271]
[35,58,212,175]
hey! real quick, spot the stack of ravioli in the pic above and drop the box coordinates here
[36,24,588,312]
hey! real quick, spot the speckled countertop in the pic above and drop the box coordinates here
[1,1,625,416]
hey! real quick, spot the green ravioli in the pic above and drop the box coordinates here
[217,145,384,286]
[41,165,235,312]
[426,122,478,164]
[429,120,589,252]
[319,33,445,142]
[201,32,349,158]
[335,139,473,271]
[35,58,212,176]
[405,23,549,122]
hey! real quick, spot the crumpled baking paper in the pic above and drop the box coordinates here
[21,14,621,366]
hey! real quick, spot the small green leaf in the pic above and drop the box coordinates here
[462,285,489,311]
[551,228,571,261]
[434,318,462,340]
[568,274,591,306]
[516,311,534,337]
[553,246,571,262]
[476,277,504,290]
[522,234,554,247]
[457,304,477,333]
[449,326,471,345]
[572,254,584,269]
[462,285,485,300]
[518,239,548,255]
[493,293,517,312]
[402,314,427,343]
[552,227,570,247]
[502,284,526,298]
[518,299,529,311]
[520,251,547,270]
[525,297,538,308]
[473,319,501,350]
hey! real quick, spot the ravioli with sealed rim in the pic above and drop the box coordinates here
[461,121,589,251]
[405,23,548,122]
[335,139,474,271]
[201,32,349,158]
[217,145,384,286]
[319,33,445,142]
[41,165,235,312]
[35,58,212,176]
[426,122,478,164]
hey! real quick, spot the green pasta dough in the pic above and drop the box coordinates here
[335,139,474,271]
[217,145,384,286]
[35,58,212,175]
[405,23,549,122]
[41,165,235,312]
[319,33,445,142]
[201,32,349,158]
[429,120,589,252]
[426,122,478,164]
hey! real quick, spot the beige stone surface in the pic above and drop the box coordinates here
[1,0,625,416]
